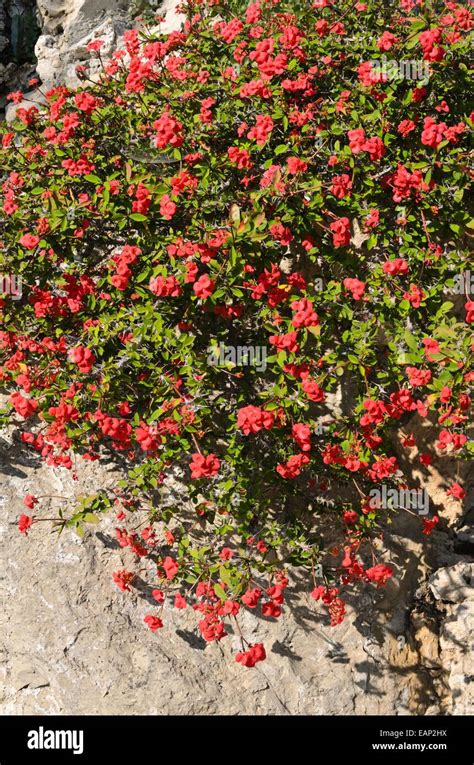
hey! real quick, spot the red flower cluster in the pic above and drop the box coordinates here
[153,112,183,149]
[311,586,346,626]
[10,392,38,419]
[330,217,351,247]
[237,405,275,435]
[236,643,266,668]
[112,569,134,592]
[190,453,220,479]
[68,346,96,374]
[276,453,309,478]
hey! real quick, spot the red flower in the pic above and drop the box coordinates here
[330,217,350,247]
[423,337,441,362]
[406,367,431,386]
[269,332,299,353]
[135,423,161,452]
[19,234,40,250]
[160,194,177,220]
[311,586,346,626]
[220,600,240,616]
[287,156,308,175]
[419,28,444,61]
[344,278,365,301]
[465,301,474,323]
[422,516,439,535]
[144,615,163,631]
[421,117,446,149]
[398,119,416,137]
[237,405,275,435]
[347,128,366,154]
[270,223,293,246]
[291,298,319,328]
[235,643,266,667]
[153,112,183,149]
[330,173,353,199]
[75,92,98,113]
[174,593,187,609]
[403,284,425,309]
[23,494,38,509]
[302,378,325,402]
[383,258,408,276]
[112,569,134,592]
[276,453,309,478]
[87,39,104,52]
[241,587,262,608]
[228,147,252,169]
[446,483,466,500]
[190,453,220,479]
[18,514,33,535]
[10,392,38,419]
[149,275,181,297]
[61,157,96,177]
[343,510,359,524]
[198,613,226,642]
[193,274,215,299]
[292,423,311,452]
[68,346,96,373]
[364,136,385,161]
[162,556,179,580]
[365,564,393,587]
[377,31,398,50]
[247,114,274,146]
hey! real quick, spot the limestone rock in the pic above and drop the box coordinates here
[35,1,131,88]
[0,426,452,716]
[33,0,184,89]
[4,0,184,119]
[429,562,474,604]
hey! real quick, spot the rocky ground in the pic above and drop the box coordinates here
[0,407,473,715]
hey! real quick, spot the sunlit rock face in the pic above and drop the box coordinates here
[35,0,131,88]
[2,0,183,118]
[33,0,183,89]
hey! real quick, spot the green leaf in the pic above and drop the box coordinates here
[219,566,232,586]
[84,174,102,184]
[83,512,99,524]
[213,583,227,601]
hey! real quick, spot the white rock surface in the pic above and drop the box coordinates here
[4,0,184,118]
[33,0,184,89]
[35,0,131,88]
[428,563,474,715]
[0,417,472,715]
[429,562,474,604]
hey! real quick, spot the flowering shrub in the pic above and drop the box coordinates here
[1,0,472,665]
